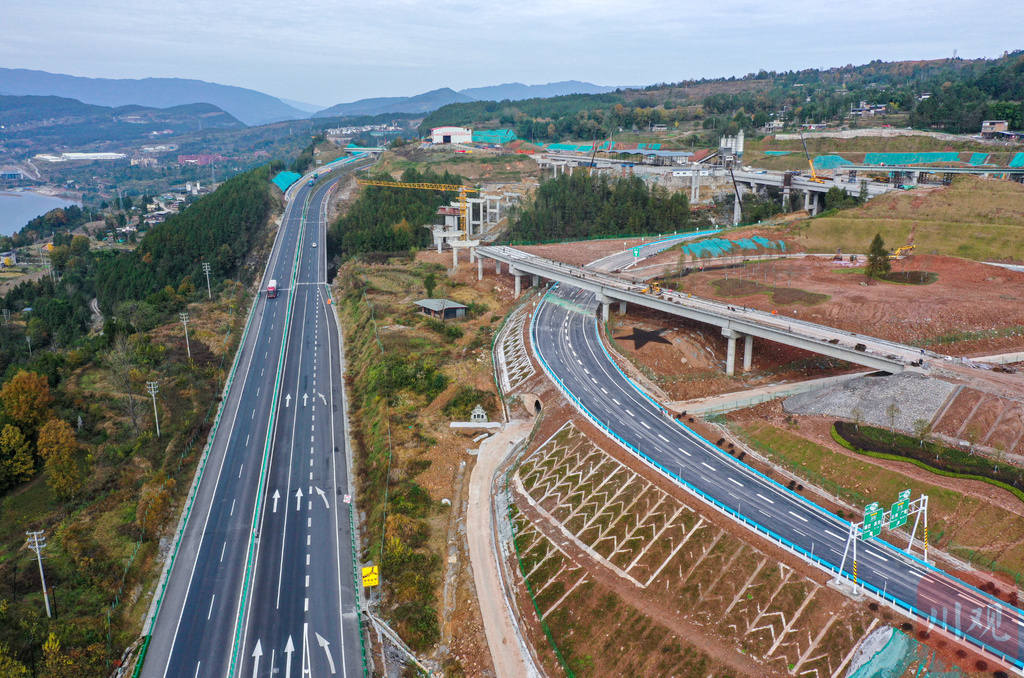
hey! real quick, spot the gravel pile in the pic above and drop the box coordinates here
[783,373,956,434]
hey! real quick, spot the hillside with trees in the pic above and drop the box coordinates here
[511,172,694,242]
[0,165,280,675]
[421,51,1024,141]
[327,167,466,257]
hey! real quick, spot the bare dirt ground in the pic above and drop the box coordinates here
[664,253,1024,355]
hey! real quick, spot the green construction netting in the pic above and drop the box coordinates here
[472,129,517,144]
[813,154,853,169]
[271,171,302,192]
[968,152,990,165]
[863,152,959,165]
[763,151,794,156]
[1010,152,1024,168]
[681,235,785,259]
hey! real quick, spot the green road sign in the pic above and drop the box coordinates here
[890,489,912,529]
[632,247,641,257]
[863,502,884,538]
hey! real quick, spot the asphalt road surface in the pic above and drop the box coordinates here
[533,284,1024,670]
[143,169,364,678]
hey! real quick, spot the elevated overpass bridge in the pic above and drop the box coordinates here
[475,245,933,376]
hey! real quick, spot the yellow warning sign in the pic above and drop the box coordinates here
[361,565,379,588]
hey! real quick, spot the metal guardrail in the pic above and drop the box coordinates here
[527,287,1024,672]
[227,189,312,675]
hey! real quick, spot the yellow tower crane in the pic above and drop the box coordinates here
[354,178,480,238]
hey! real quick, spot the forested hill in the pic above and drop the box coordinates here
[328,167,466,256]
[422,51,1024,139]
[1,164,278,362]
[91,166,276,311]
[512,172,692,243]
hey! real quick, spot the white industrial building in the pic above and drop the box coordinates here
[430,126,472,144]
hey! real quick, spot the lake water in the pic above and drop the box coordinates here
[0,191,81,236]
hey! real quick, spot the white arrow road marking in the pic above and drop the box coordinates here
[295,488,304,511]
[285,394,292,407]
[272,490,280,513]
[319,392,327,405]
[251,639,263,678]
[302,392,309,407]
[284,636,295,678]
[315,632,336,674]
[315,486,329,509]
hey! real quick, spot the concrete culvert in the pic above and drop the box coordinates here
[520,393,542,415]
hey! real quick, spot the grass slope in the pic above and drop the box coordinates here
[792,176,1024,262]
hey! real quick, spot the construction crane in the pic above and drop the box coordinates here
[798,130,827,184]
[355,178,480,237]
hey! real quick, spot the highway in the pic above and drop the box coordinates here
[532,283,1024,670]
[142,161,367,678]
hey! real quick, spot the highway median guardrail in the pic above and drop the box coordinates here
[228,188,312,676]
[526,286,1024,672]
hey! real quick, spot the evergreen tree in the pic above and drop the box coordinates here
[866,233,891,278]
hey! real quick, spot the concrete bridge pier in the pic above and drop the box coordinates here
[803,191,821,216]
[733,183,744,225]
[723,328,738,376]
[532,274,540,288]
[495,259,501,274]
[619,300,627,315]
[782,186,791,211]
[598,294,613,323]
[477,255,483,281]
[511,267,522,297]
[743,334,753,372]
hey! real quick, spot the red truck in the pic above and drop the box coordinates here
[267,279,278,299]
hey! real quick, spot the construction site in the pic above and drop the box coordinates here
[324,127,1024,677]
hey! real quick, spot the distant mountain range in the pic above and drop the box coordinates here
[313,88,474,118]
[0,94,243,155]
[312,80,613,119]
[0,69,616,127]
[458,80,615,101]
[0,68,305,126]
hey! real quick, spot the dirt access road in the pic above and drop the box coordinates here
[466,419,539,678]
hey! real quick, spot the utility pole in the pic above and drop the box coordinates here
[26,334,32,358]
[179,312,191,359]
[26,531,51,618]
[146,381,161,438]
[2,308,9,324]
[201,262,212,299]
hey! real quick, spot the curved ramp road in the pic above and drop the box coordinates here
[142,162,367,678]
[532,284,1024,670]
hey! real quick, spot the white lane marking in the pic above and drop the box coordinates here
[257,387,261,398]
[788,511,809,523]
[251,409,255,419]
[238,464,244,478]
[701,462,715,470]
[601,387,608,394]
[245,434,250,446]
[678,448,691,457]
[305,574,310,587]
[625,409,635,417]
[640,420,651,429]
[306,553,310,566]
[230,499,235,516]
[261,368,264,377]
[307,517,311,528]
[658,433,669,442]
[307,535,311,546]
[193,662,201,678]
[207,595,216,620]
[727,477,743,487]
[866,550,889,562]
[612,398,621,405]
[583,368,589,375]
[756,493,774,504]
[304,597,309,612]
[825,529,843,540]
[220,541,226,562]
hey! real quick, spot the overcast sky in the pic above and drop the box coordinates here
[3,1,1022,107]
